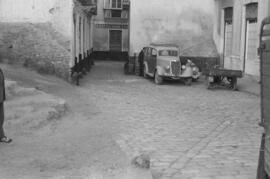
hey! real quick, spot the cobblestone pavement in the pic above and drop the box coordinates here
[80,61,262,179]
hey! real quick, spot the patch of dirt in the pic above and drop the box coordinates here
[5,80,68,133]
[0,63,130,179]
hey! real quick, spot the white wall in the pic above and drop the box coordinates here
[0,0,55,22]
[130,0,215,55]
[50,0,73,37]
[0,0,73,37]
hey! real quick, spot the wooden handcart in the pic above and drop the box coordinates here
[204,66,243,90]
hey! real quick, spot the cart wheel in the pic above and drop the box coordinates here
[231,77,238,91]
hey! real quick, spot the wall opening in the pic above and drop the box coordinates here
[243,2,258,75]
[223,7,233,68]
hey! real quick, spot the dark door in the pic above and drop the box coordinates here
[145,48,151,73]
[148,48,157,74]
[109,30,122,52]
[260,17,270,177]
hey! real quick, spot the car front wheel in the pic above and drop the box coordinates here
[143,65,148,78]
[154,71,163,85]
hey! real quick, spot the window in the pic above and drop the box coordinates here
[111,0,121,9]
[104,0,122,9]
[152,49,157,56]
[159,50,178,56]
[147,48,151,56]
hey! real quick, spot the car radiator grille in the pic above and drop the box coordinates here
[171,61,180,76]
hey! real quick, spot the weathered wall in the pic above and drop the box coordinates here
[0,0,73,37]
[130,0,217,57]
[0,0,73,80]
[213,0,270,77]
[0,0,55,23]
[50,0,73,38]
[95,0,105,21]
[93,28,109,51]
[0,23,71,79]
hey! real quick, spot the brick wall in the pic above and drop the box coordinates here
[0,22,72,80]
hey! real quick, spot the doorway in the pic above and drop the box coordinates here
[223,7,233,69]
[109,30,122,52]
[243,3,258,75]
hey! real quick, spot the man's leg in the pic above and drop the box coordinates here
[0,102,5,139]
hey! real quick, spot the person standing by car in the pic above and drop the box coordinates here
[0,67,12,143]
[138,48,145,76]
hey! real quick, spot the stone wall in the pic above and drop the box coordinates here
[0,0,73,80]
[0,22,72,80]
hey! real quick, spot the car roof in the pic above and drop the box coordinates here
[146,43,179,51]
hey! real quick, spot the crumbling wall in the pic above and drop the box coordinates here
[130,0,218,57]
[0,23,72,80]
[0,0,73,80]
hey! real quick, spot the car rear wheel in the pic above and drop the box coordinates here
[154,71,163,85]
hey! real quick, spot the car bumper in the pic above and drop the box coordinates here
[161,73,191,79]
[192,72,201,79]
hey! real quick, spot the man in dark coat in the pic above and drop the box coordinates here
[0,68,12,143]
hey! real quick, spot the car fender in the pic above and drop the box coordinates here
[156,66,165,76]
[181,66,193,77]
[144,61,149,74]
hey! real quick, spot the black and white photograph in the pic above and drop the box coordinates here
[0,0,269,178]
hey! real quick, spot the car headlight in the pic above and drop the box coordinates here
[182,65,186,70]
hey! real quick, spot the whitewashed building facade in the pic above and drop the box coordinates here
[213,0,270,78]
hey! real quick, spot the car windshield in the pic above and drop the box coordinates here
[158,50,178,56]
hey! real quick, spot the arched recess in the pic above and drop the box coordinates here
[223,7,233,69]
[243,2,258,75]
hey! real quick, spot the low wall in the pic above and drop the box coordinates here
[0,22,72,80]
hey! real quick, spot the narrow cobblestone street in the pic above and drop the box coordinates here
[1,61,261,179]
[78,61,261,179]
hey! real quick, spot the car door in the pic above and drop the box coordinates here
[146,47,153,74]
[144,47,150,73]
[148,48,157,74]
